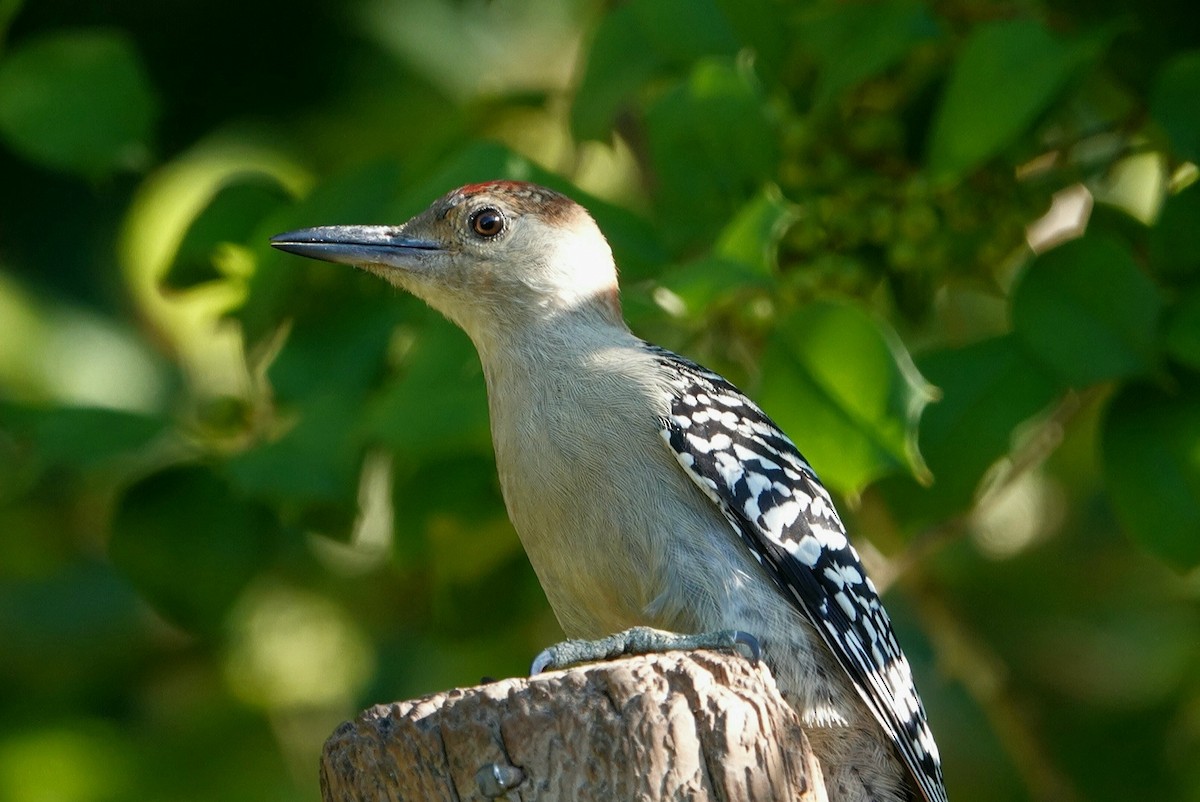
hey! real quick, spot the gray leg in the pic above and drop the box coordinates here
[530,626,761,674]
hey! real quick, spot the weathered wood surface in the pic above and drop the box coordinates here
[320,650,826,801]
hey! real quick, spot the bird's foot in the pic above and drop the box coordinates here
[530,626,760,675]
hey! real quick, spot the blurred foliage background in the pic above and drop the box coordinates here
[0,0,1198,799]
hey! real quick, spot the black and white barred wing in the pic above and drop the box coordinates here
[649,346,947,802]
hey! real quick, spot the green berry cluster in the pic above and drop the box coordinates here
[775,84,1052,323]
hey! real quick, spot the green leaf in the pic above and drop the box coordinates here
[713,186,798,276]
[571,5,663,142]
[1149,183,1200,279]
[929,20,1099,176]
[914,334,1058,511]
[388,142,530,220]
[1150,50,1200,162]
[110,466,279,631]
[238,160,402,343]
[800,0,940,107]
[269,295,397,404]
[1011,235,1161,388]
[714,0,792,72]
[389,452,518,571]
[1102,377,1200,569]
[656,258,767,316]
[231,250,401,509]
[226,299,399,506]
[224,394,364,509]
[1165,288,1200,371]
[0,560,144,681]
[0,404,165,475]
[571,0,737,141]
[658,187,794,312]
[163,175,292,291]
[364,320,491,458]
[0,0,23,51]
[646,57,777,253]
[628,0,738,63]
[0,29,157,177]
[757,302,936,494]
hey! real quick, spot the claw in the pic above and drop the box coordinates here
[731,630,762,663]
[530,648,555,676]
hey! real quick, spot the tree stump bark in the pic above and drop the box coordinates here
[320,650,827,801]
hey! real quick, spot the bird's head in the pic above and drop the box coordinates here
[271,181,623,343]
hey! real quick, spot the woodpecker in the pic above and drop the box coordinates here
[271,181,948,802]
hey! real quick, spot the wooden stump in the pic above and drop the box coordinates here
[320,651,826,801]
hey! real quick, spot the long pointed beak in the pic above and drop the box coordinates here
[269,225,443,267]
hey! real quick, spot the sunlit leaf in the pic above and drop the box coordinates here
[0,29,157,177]
[657,258,768,314]
[929,20,1101,176]
[658,188,793,311]
[1012,235,1161,388]
[110,466,279,631]
[163,176,292,291]
[1102,377,1200,569]
[714,186,798,276]
[757,302,936,494]
[1150,50,1200,162]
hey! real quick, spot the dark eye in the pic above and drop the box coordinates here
[470,208,505,238]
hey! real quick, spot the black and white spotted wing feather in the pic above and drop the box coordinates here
[647,344,947,802]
